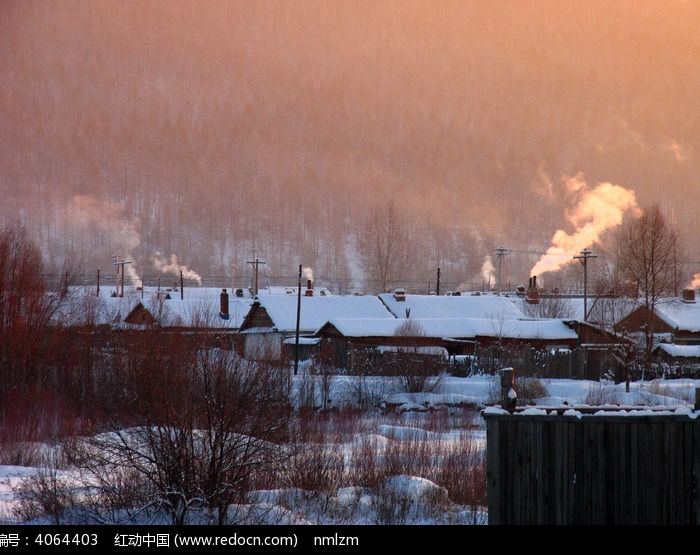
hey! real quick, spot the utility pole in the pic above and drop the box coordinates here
[495,247,511,296]
[112,255,133,298]
[294,264,302,376]
[436,267,441,296]
[246,251,266,296]
[574,248,597,322]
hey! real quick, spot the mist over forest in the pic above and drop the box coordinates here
[1,0,699,294]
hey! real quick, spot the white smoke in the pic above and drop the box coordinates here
[530,174,641,277]
[689,274,700,290]
[480,255,495,285]
[68,195,142,286]
[343,233,367,293]
[152,252,203,286]
[303,266,314,282]
[665,139,690,163]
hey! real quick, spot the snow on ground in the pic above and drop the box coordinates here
[0,466,39,524]
[290,372,698,412]
[2,375,699,525]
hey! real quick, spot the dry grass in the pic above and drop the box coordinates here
[584,381,620,405]
[281,408,487,512]
[516,377,549,406]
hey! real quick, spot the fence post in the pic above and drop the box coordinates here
[500,367,517,412]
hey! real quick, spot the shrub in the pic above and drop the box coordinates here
[516,377,549,406]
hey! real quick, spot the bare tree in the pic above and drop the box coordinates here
[356,201,410,293]
[616,204,681,363]
[522,295,575,319]
[0,224,68,418]
[68,348,290,525]
[390,319,443,393]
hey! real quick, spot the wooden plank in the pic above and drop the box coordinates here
[691,420,700,525]
[629,420,639,525]
[666,421,678,524]
[535,419,546,524]
[486,418,498,524]
[683,422,700,524]
[572,417,584,524]
[595,420,606,524]
[553,420,563,525]
[651,420,664,524]
[506,418,516,525]
[609,421,622,524]
[524,419,534,525]
[568,417,578,524]
[639,419,652,525]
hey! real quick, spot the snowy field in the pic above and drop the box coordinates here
[1,375,698,526]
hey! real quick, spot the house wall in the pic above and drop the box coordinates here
[317,335,451,369]
[243,332,283,362]
[572,323,619,345]
[615,307,674,335]
[673,331,700,345]
[474,336,578,351]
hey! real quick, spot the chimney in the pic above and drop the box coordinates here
[220,288,230,319]
[526,275,540,304]
[305,279,314,296]
[682,288,696,304]
[393,288,406,301]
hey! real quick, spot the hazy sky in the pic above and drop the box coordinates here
[1,0,698,290]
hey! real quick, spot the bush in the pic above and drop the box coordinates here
[516,377,549,406]
[14,464,76,525]
[584,381,620,405]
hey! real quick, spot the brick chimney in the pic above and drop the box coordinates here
[219,288,230,319]
[526,276,540,304]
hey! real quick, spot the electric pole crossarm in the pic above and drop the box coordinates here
[246,253,267,296]
[112,256,133,298]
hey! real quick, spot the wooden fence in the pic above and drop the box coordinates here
[484,408,700,524]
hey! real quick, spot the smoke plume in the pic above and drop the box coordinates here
[68,195,142,286]
[689,274,700,289]
[303,266,314,282]
[152,252,203,286]
[481,256,495,285]
[530,175,640,277]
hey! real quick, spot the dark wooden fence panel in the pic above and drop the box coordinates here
[485,411,699,524]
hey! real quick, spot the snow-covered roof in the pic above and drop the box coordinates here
[514,295,639,325]
[653,298,700,333]
[320,318,475,338]
[53,286,253,329]
[282,337,321,345]
[243,294,395,333]
[655,343,700,358]
[468,317,578,340]
[379,292,525,320]
[256,284,333,296]
[320,316,577,341]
